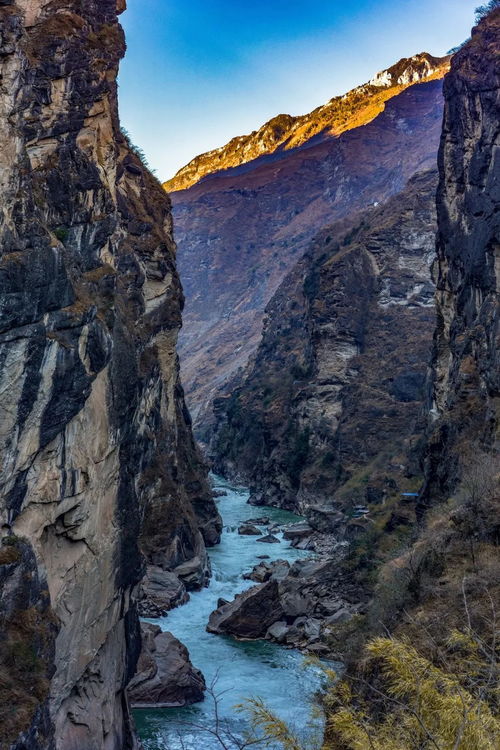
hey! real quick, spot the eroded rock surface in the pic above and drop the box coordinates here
[212,171,438,519]
[0,2,219,748]
[128,624,205,709]
[423,8,500,504]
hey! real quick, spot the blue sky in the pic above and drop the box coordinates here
[119,0,478,181]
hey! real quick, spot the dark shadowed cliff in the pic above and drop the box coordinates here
[211,170,438,529]
[423,6,500,506]
[0,2,219,748]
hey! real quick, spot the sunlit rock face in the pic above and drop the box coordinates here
[211,170,438,518]
[165,53,450,193]
[422,8,500,505]
[169,72,447,436]
[0,1,219,748]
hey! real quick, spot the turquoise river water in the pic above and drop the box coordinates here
[134,476,329,750]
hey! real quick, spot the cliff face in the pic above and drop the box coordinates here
[212,171,438,522]
[171,75,446,433]
[165,53,450,193]
[423,8,500,504]
[0,2,219,749]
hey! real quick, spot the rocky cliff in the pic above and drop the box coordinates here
[211,171,438,526]
[0,2,219,748]
[169,70,447,433]
[165,53,450,193]
[423,6,500,505]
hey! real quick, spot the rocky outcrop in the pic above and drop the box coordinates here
[212,171,438,520]
[171,70,446,434]
[138,566,189,618]
[165,53,450,192]
[0,2,219,748]
[207,557,362,653]
[127,624,205,709]
[423,7,500,506]
[0,537,58,750]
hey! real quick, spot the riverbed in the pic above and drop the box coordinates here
[134,476,330,749]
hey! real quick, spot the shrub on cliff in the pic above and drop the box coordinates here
[475,1,500,22]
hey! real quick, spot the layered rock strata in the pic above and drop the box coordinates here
[0,1,219,748]
[212,171,438,520]
[423,7,500,504]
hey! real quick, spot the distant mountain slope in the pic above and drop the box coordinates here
[211,170,438,515]
[164,53,449,193]
[169,70,446,433]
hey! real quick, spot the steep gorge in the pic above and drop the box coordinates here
[0,2,219,748]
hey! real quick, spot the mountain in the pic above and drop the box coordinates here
[0,2,219,748]
[211,169,438,519]
[165,53,450,193]
[169,63,448,433]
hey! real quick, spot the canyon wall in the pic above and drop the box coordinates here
[0,2,219,748]
[169,67,447,433]
[211,171,438,525]
[423,6,500,505]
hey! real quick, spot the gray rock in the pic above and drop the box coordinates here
[139,566,188,617]
[244,559,290,583]
[303,618,322,641]
[281,591,314,617]
[207,579,284,638]
[128,624,206,708]
[318,598,343,616]
[265,621,290,643]
[305,506,345,533]
[238,523,262,536]
[256,534,280,544]
[325,608,352,624]
[282,522,313,541]
[173,554,210,590]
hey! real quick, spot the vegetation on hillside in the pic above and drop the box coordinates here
[476,0,500,21]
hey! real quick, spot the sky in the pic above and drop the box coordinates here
[118,0,479,182]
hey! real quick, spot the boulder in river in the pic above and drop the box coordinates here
[238,523,262,536]
[173,554,210,590]
[128,624,206,708]
[245,517,271,525]
[138,565,189,617]
[243,559,290,583]
[207,555,363,650]
[207,579,284,638]
[256,534,281,544]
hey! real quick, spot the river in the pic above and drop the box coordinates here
[134,476,330,750]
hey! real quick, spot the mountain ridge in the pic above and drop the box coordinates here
[164,52,450,192]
